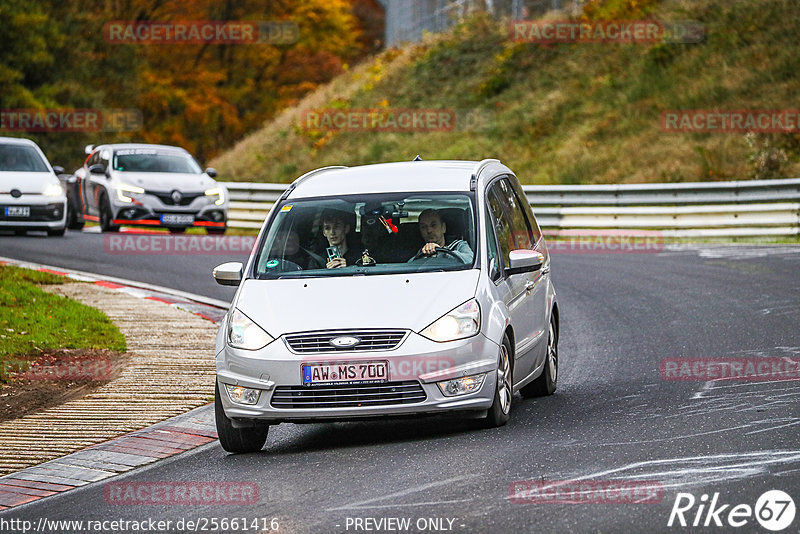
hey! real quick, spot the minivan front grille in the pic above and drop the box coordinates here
[270,381,426,409]
[284,330,407,353]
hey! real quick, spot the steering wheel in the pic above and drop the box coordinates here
[410,247,465,263]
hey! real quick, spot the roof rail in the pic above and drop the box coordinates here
[280,166,348,200]
[469,159,500,191]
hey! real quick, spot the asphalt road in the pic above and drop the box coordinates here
[2,231,800,534]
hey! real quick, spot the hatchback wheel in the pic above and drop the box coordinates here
[215,382,269,453]
[99,192,119,232]
[484,334,513,427]
[520,317,558,398]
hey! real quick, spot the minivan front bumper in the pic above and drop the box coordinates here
[216,331,500,423]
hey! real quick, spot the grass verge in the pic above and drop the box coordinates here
[0,265,126,384]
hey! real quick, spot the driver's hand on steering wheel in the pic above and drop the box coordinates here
[421,242,440,256]
[326,257,347,269]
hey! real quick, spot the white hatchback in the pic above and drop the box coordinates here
[212,159,559,453]
[0,137,67,236]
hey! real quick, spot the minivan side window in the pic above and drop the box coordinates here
[487,178,536,266]
[485,207,503,281]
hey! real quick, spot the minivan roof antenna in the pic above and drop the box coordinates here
[413,155,423,161]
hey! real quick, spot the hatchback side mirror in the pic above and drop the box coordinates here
[506,250,544,276]
[205,167,218,178]
[88,163,106,175]
[213,262,243,286]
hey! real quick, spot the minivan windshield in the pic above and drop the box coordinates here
[253,192,477,279]
[112,149,202,173]
[0,144,50,172]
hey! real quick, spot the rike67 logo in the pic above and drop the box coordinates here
[668,490,795,531]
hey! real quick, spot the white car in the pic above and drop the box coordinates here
[76,143,228,233]
[0,137,67,236]
[212,159,559,453]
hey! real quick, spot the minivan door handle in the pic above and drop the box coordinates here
[525,280,536,291]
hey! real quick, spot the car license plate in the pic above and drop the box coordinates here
[5,206,30,217]
[160,213,194,225]
[302,361,389,386]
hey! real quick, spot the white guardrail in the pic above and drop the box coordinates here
[221,177,800,238]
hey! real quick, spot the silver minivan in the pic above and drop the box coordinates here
[212,159,559,453]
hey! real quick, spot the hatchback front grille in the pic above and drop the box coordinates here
[284,330,407,353]
[270,381,426,409]
[147,191,202,206]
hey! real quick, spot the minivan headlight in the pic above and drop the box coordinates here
[43,182,64,197]
[227,308,272,350]
[205,187,225,206]
[421,299,480,342]
[116,183,144,203]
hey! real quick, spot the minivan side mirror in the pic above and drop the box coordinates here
[213,262,243,286]
[506,250,544,275]
[88,163,106,175]
[52,165,65,175]
[205,167,218,178]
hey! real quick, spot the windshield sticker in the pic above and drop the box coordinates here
[280,205,293,212]
[265,259,280,268]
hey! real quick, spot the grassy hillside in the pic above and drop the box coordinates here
[211,0,800,184]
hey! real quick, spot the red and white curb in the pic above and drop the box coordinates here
[0,405,217,510]
[0,257,228,323]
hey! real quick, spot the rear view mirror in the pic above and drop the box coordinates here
[205,167,218,178]
[506,250,544,275]
[84,144,95,155]
[213,262,243,286]
[52,165,65,175]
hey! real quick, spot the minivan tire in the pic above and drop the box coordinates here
[520,317,558,398]
[484,334,513,428]
[215,382,269,453]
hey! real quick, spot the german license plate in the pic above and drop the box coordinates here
[160,213,194,225]
[5,206,30,217]
[302,361,388,386]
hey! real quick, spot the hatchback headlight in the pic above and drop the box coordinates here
[421,299,480,342]
[205,187,225,206]
[116,183,144,203]
[43,183,64,197]
[227,308,272,350]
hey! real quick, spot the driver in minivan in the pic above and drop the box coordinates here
[412,209,473,263]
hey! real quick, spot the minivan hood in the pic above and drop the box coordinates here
[235,270,480,336]
[111,171,215,192]
[0,171,58,194]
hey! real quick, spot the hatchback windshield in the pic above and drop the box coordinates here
[254,192,477,278]
[112,149,202,173]
[0,145,49,172]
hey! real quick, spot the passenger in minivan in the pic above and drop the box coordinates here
[321,211,361,268]
[411,209,473,264]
